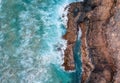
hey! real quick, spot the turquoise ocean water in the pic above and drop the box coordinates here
[0,0,82,83]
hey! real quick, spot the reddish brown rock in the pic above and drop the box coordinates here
[81,0,117,83]
[62,1,94,81]
[63,0,120,83]
[79,23,94,83]
[105,0,120,82]
[62,2,82,71]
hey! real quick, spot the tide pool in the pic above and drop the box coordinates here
[0,0,82,83]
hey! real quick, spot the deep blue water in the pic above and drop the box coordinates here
[0,0,82,83]
[72,29,82,83]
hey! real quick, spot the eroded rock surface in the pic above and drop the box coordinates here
[62,2,83,71]
[63,0,120,83]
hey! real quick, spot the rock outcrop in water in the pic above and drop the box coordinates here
[62,2,82,71]
[63,0,120,83]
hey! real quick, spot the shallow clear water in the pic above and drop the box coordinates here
[0,0,82,83]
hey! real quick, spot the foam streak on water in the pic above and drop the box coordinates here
[0,0,82,83]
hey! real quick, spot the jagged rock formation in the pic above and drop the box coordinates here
[63,0,120,83]
[62,2,83,70]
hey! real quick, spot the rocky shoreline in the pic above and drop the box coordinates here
[63,0,120,83]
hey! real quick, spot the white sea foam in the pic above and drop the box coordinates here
[78,27,82,40]
[58,2,69,27]
[0,0,82,83]
[16,1,69,82]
